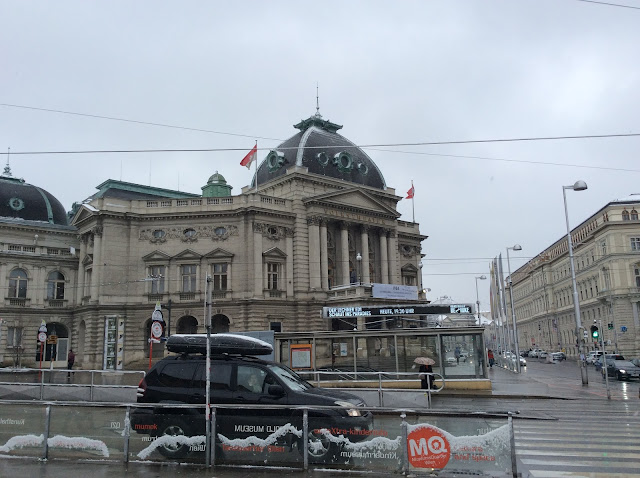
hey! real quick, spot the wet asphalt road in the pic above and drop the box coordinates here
[0,459,404,478]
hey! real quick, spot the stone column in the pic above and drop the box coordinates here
[380,230,388,284]
[361,226,370,284]
[388,230,398,285]
[90,226,103,302]
[340,222,350,285]
[286,228,294,297]
[320,220,329,290]
[253,223,263,297]
[308,217,321,290]
[76,235,87,304]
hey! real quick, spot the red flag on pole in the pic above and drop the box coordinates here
[240,144,258,169]
[406,184,415,199]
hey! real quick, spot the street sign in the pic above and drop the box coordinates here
[150,321,163,340]
[47,335,58,345]
[621,326,627,332]
[38,332,47,343]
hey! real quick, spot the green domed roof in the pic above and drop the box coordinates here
[207,172,227,184]
[202,171,232,198]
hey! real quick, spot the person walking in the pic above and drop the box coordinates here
[487,349,495,368]
[67,349,75,377]
[419,364,434,390]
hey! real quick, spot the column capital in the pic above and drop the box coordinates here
[307,216,322,226]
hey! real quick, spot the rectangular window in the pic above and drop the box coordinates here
[181,265,197,292]
[7,327,23,347]
[267,263,279,290]
[150,266,165,294]
[212,263,228,291]
[635,266,640,287]
[403,275,416,286]
[631,237,640,251]
[84,269,92,297]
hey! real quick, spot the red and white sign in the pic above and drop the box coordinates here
[38,332,47,343]
[407,425,451,469]
[150,321,163,340]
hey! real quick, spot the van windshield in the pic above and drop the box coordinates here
[268,364,313,391]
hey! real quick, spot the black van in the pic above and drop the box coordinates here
[131,334,372,461]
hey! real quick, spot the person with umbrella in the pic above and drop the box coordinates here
[414,357,435,390]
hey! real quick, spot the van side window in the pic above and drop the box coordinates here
[194,363,233,390]
[158,363,197,388]
[237,365,267,393]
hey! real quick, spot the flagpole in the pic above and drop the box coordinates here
[411,180,415,223]
[254,141,258,194]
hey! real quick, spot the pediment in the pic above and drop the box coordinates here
[303,188,400,218]
[204,248,234,259]
[82,254,93,266]
[401,263,418,273]
[70,205,97,225]
[263,247,287,259]
[142,250,172,262]
[172,249,203,260]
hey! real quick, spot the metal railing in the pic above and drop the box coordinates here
[297,370,445,408]
[0,400,519,477]
[0,368,142,402]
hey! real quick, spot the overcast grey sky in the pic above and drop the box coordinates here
[2,0,639,311]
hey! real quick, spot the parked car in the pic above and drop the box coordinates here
[131,334,373,461]
[631,358,640,368]
[520,350,529,357]
[550,352,566,361]
[529,349,540,358]
[538,351,548,359]
[595,354,625,371]
[586,351,603,365]
[601,359,640,381]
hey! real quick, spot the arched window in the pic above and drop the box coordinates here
[9,269,28,298]
[622,209,630,221]
[47,271,65,300]
[631,209,639,221]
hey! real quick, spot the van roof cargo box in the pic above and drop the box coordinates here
[166,333,273,356]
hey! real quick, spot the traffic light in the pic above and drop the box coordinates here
[590,325,599,339]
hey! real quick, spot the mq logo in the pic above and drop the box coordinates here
[407,425,450,469]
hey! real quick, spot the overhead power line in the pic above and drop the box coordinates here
[575,0,640,10]
[6,133,640,157]
[0,102,282,142]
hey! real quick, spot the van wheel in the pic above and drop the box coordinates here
[154,417,194,459]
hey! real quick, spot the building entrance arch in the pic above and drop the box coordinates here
[36,322,69,366]
[177,316,198,334]
[211,314,230,333]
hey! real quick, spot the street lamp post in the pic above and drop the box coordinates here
[563,180,588,385]
[475,275,486,320]
[506,244,522,373]
[356,252,362,285]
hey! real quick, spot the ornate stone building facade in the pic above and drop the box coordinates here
[1,113,427,369]
[506,195,640,359]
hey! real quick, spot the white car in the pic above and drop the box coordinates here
[538,350,548,359]
[446,356,457,366]
[586,351,603,364]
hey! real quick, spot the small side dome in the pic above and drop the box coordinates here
[202,171,233,197]
[0,175,69,225]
